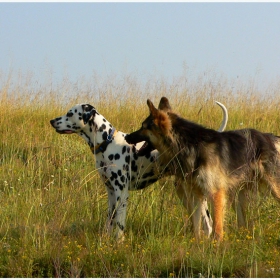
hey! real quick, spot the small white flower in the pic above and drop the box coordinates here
[267,268,275,273]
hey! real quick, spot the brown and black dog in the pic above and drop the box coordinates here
[125,97,280,240]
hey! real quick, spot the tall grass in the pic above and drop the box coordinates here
[0,70,280,277]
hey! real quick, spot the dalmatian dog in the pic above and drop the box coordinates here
[50,101,228,241]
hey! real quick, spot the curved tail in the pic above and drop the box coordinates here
[215,101,228,132]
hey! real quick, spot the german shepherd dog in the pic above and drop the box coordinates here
[125,97,280,240]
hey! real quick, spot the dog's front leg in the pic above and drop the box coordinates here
[189,194,204,239]
[212,188,226,241]
[106,186,117,236]
[106,185,128,242]
[201,198,213,237]
[114,187,129,242]
[174,180,212,238]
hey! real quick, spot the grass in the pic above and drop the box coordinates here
[1,71,280,277]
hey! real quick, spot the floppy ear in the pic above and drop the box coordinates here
[147,99,159,118]
[82,104,94,112]
[83,108,96,124]
[158,97,172,112]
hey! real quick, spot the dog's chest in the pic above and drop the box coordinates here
[95,148,129,175]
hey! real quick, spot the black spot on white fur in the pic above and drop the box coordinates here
[99,124,106,132]
[131,160,138,172]
[122,146,126,154]
[125,155,130,164]
[102,131,108,141]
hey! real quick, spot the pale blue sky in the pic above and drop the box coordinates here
[1,2,280,90]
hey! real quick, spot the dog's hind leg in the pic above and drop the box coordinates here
[266,178,280,203]
[263,161,280,204]
[232,187,248,228]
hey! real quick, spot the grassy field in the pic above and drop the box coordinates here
[1,73,280,277]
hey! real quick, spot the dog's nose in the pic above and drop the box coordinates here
[50,119,55,127]
[124,134,129,142]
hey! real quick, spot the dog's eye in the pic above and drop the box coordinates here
[66,112,74,118]
[142,122,153,129]
[147,124,152,129]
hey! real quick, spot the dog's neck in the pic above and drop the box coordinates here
[80,112,114,152]
[163,114,220,176]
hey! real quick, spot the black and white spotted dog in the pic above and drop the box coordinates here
[50,101,227,241]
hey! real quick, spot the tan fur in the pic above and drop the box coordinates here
[154,111,172,134]
[212,188,226,240]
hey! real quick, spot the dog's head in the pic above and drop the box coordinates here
[50,104,96,134]
[125,97,172,154]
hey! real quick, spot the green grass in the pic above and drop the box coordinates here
[1,72,280,277]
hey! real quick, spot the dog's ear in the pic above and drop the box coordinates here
[158,97,172,112]
[147,99,159,118]
[82,104,94,112]
[83,109,96,124]
[147,99,171,135]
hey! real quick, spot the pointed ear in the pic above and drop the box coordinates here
[83,108,96,124]
[158,97,172,112]
[147,99,158,118]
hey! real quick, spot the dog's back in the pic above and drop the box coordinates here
[159,111,280,184]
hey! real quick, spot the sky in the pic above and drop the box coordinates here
[1,2,280,90]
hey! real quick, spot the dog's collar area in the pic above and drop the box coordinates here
[91,128,117,154]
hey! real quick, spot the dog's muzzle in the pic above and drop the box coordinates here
[136,141,155,156]
[125,133,155,156]
[125,132,146,145]
[50,119,55,125]
[50,119,74,134]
